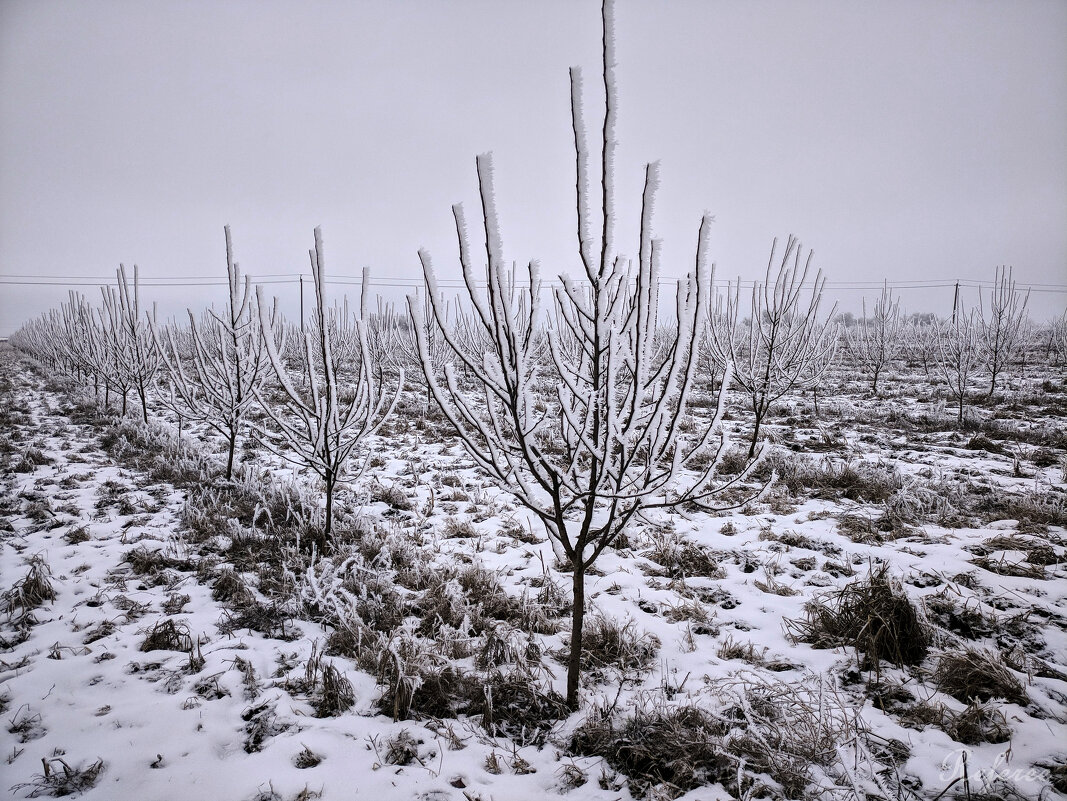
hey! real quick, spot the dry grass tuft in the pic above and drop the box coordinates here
[786,563,931,669]
[573,614,660,679]
[11,756,105,797]
[641,530,725,579]
[570,702,733,799]
[140,618,193,652]
[3,554,56,618]
[934,648,1028,706]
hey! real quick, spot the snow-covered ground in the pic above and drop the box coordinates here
[2,347,1066,801]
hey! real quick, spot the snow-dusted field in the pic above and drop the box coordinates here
[2,344,1066,801]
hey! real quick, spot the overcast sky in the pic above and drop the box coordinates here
[2,0,1065,334]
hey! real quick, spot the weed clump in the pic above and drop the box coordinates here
[641,530,724,579]
[478,671,569,746]
[12,756,105,797]
[934,649,1028,706]
[304,645,355,717]
[140,619,193,652]
[786,564,931,669]
[370,481,414,511]
[2,554,55,618]
[942,701,1012,745]
[571,615,660,679]
[211,568,255,606]
[63,525,91,545]
[571,703,733,799]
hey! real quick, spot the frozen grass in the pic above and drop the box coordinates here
[2,343,1066,801]
[2,555,55,619]
[785,563,932,669]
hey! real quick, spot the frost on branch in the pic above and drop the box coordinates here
[408,0,764,709]
[256,227,403,538]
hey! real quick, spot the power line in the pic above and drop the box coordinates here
[2,276,1066,293]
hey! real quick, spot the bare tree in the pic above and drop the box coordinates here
[706,238,838,457]
[978,265,1030,398]
[1049,310,1067,368]
[10,311,64,372]
[409,0,761,709]
[936,308,983,427]
[152,226,276,478]
[845,281,902,395]
[256,228,403,538]
[399,286,454,407]
[59,292,116,404]
[98,265,159,423]
[902,314,939,377]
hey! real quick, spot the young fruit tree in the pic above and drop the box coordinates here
[100,264,159,423]
[151,226,277,479]
[978,265,1030,398]
[936,308,984,427]
[705,238,838,457]
[409,0,763,709]
[845,281,902,395]
[256,228,404,538]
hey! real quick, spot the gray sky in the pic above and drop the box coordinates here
[2,0,1066,334]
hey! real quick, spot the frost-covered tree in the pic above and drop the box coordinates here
[706,238,838,457]
[99,265,159,422]
[399,286,455,407]
[936,308,983,427]
[903,315,939,377]
[60,292,112,402]
[409,0,761,709]
[10,310,64,372]
[152,226,276,478]
[845,282,902,395]
[256,228,403,537]
[1049,310,1067,368]
[978,265,1030,398]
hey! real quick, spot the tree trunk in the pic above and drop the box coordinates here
[748,409,764,459]
[567,559,586,709]
[226,428,237,480]
[324,470,335,537]
[136,380,149,424]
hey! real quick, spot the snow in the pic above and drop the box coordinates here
[2,349,1066,800]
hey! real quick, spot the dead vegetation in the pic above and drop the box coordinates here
[933,648,1029,706]
[11,756,105,797]
[572,674,889,800]
[786,563,932,670]
[2,555,55,620]
[139,619,193,653]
